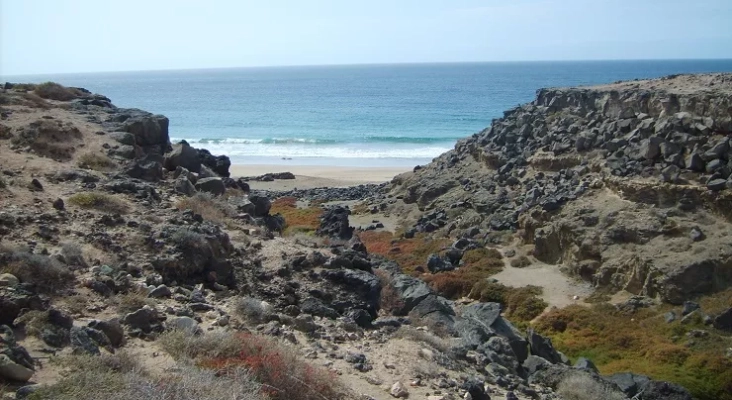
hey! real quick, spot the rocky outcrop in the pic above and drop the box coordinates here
[387,73,732,302]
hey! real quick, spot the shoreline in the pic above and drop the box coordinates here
[230,164,412,190]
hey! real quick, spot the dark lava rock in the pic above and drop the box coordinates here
[316,206,353,240]
[713,307,732,331]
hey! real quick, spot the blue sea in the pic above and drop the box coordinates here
[6,60,732,167]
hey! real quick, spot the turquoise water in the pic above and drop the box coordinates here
[6,60,732,166]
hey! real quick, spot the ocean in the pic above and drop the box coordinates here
[6,60,732,167]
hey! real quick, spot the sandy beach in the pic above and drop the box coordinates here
[230,164,412,190]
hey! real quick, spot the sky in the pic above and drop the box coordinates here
[1,0,732,76]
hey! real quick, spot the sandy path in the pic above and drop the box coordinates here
[492,249,594,309]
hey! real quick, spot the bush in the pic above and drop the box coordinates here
[161,330,345,400]
[468,282,547,322]
[359,231,451,276]
[12,119,82,160]
[28,352,266,400]
[423,248,504,299]
[159,330,244,361]
[34,82,81,101]
[0,248,74,294]
[199,333,344,400]
[114,288,154,315]
[68,192,128,213]
[556,372,627,400]
[176,193,235,225]
[535,298,732,400]
[77,152,116,171]
[270,197,323,235]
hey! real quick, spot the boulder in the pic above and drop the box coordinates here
[122,306,164,335]
[316,206,353,240]
[0,273,19,287]
[638,380,692,400]
[427,254,455,273]
[527,328,565,364]
[122,113,170,155]
[166,316,201,334]
[174,176,197,196]
[194,177,225,195]
[606,372,651,397]
[196,148,231,177]
[69,326,100,355]
[88,318,124,347]
[713,307,732,331]
[109,131,136,145]
[0,354,33,382]
[522,355,551,377]
[124,154,164,182]
[573,357,598,373]
[164,141,201,173]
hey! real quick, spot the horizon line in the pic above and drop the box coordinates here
[3,57,732,78]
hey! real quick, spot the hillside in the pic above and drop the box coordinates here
[0,78,729,400]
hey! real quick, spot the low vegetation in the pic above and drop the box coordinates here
[270,197,323,235]
[11,119,82,161]
[175,192,235,225]
[358,231,451,275]
[556,373,627,400]
[27,352,266,400]
[469,281,548,323]
[113,288,155,314]
[160,330,346,400]
[423,248,504,299]
[34,82,83,101]
[535,289,732,400]
[68,192,128,213]
[0,247,75,294]
[77,152,116,171]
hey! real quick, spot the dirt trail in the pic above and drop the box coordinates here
[492,247,594,309]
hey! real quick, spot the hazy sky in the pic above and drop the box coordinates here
[2,0,731,75]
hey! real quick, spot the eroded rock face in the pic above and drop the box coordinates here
[387,73,732,302]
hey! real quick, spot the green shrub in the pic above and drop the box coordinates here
[68,192,128,213]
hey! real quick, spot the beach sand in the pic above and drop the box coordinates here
[229,164,411,190]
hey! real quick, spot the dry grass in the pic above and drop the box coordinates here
[0,248,74,294]
[469,282,548,323]
[159,330,245,361]
[161,330,346,400]
[78,152,116,171]
[20,92,52,109]
[12,119,82,161]
[535,289,732,400]
[68,192,128,213]
[556,373,627,400]
[28,352,266,400]
[359,231,451,276]
[270,197,323,235]
[175,193,235,225]
[34,82,82,101]
[114,288,154,315]
[395,326,450,353]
